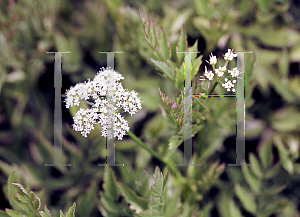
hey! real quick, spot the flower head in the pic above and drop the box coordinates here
[222,78,235,92]
[224,49,237,61]
[204,66,214,80]
[65,67,142,139]
[215,65,227,78]
[207,52,217,65]
[228,67,240,77]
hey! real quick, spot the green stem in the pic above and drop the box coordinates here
[208,81,218,95]
[82,100,184,182]
[126,130,184,182]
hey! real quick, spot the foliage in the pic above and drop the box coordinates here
[0,0,300,216]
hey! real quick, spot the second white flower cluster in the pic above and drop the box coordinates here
[202,49,241,92]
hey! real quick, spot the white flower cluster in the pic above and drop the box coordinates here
[201,48,241,92]
[222,78,236,92]
[65,67,142,139]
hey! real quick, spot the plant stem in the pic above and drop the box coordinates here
[208,81,218,95]
[126,130,184,182]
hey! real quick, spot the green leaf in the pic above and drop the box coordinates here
[258,131,274,170]
[189,40,198,62]
[66,202,76,217]
[234,183,257,214]
[241,165,261,194]
[168,135,183,150]
[191,55,203,78]
[249,153,264,178]
[99,192,119,213]
[176,25,187,65]
[175,68,184,90]
[5,209,23,217]
[199,203,213,217]
[42,204,52,217]
[160,27,171,59]
[261,199,289,216]
[77,181,98,217]
[0,210,9,217]
[12,183,28,196]
[103,166,119,201]
[262,184,287,195]
[279,47,289,77]
[264,162,281,179]
[60,210,65,217]
[11,195,31,212]
[118,182,148,211]
[149,58,174,81]
[228,198,242,217]
[33,197,41,210]
[164,188,181,217]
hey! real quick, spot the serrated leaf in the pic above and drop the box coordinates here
[15,192,28,203]
[118,182,148,211]
[5,209,23,217]
[191,55,203,78]
[33,197,41,210]
[151,21,158,47]
[103,166,119,201]
[241,165,261,194]
[11,195,31,212]
[12,183,28,196]
[150,58,174,81]
[249,153,264,178]
[176,25,187,65]
[234,183,257,214]
[42,204,52,217]
[66,202,76,217]
[151,167,163,198]
[160,27,171,59]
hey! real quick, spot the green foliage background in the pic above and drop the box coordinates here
[0,0,300,216]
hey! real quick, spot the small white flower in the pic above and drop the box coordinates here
[204,66,214,80]
[229,67,240,77]
[224,49,237,61]
[65,67,142,139]
[215,65,226,78]
[208,52,217,65]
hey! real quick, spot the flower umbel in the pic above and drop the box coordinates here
[199,48,242,93]
[223,48,237,61]
[65,67,142,140]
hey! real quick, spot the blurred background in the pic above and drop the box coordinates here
[0,0,300,216]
